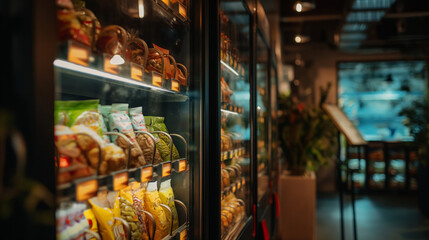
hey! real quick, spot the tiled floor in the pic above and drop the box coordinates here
[317,193,429,240]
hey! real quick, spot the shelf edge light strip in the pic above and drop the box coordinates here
[221,108,240,115]
[220,60,239,76]
[53,59,174,94]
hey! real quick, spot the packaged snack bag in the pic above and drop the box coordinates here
[71,125,126,175]
[130,107,163,165]
[99,105,111,129]
[83,209,98,240]
[144,182,169,240]
[158,179,179,231]
[119,185,149,240]
[109,103,146,167]
[55,125,93,184]
[89,191,125,240]
[55,99,104,137]
[98,105,110,143]
[145,116,180,161]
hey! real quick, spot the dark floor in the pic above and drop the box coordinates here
[317,193,429,240]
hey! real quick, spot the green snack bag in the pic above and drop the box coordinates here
[159,179,179,231]
[54,99,104,137]
[149,117,180,160]
[130,107,163,164]
[145,117,174,162]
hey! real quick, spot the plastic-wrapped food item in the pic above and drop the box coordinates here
[99,105,111,129]
[146,116,180,160]
[83,209,98,240]
[129,107,163,164]
[56,202,90,240]
[146,44,176,79]
[220,76,233,103]
[70,125,126,175]
[119,186,149,240]
[221,169,230,189]
[56,0,90,45]
[75,7,101,49]
[143,182,169,240]
[109,103,146,167]
[55,125,93,184]
[158,179,179,231]
[98,105,110,143]
[89,191,125,240]
[125,37,149,67]
[175,63,188,86]
[55,99,104,137]
[145,117,173,162]
[96,25,129,56]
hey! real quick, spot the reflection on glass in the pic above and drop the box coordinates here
[220,1,251,238]
[338,61,426,141]
[256,33,269,202]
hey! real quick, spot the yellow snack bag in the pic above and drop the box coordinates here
[89,191,125,240]
[83,209,98,240]
[158,179,179,231]
[119,186,150,240]
[144,182,169,240]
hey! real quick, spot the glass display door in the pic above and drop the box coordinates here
[256,32,270,203]
[219,0,252,239]
[54,0,196,239]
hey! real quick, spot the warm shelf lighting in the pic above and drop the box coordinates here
[220,60,240,76]
[294,34,310,43]
[110,54,125,65]
[138,0,144,18]
[294,1,315,13]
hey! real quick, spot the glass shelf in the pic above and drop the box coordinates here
[55,59,189,102]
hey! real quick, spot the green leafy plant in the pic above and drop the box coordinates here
[278,83,336,174]
[399,96,429,164]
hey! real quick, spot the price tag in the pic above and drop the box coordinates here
[235,149,238,157]
[232,184,236,193]
[141,167,153,182]
[234,106,238,112]
[171,79,180,92]
[161,0,169,6]
[180,228,188,240]
[68,42,89,66]
[104,55,119,74]
[178,3,187,18]
[162,163,172,177]
[75,178,98,202]
[68,41,89,66]
[238,181,241,189]
[229,105,234,111]
[242,177,245,186]
[152,72,163,87]
[131,64,143,81]
[178,159,187,172]
[113,171,128,191]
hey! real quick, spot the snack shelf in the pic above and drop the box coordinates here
[154,0,191,24]
[221,177,246,200]
[221,103,245,115]
[221,147,246,162]
[55,59,189,102]
[57,158,189,202]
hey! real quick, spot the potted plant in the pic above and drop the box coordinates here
[400,96,429,216]
[278,83,336,176]
[277,83,336,240]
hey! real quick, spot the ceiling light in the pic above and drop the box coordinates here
[294,34,310,43]
[294,1,315,13]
